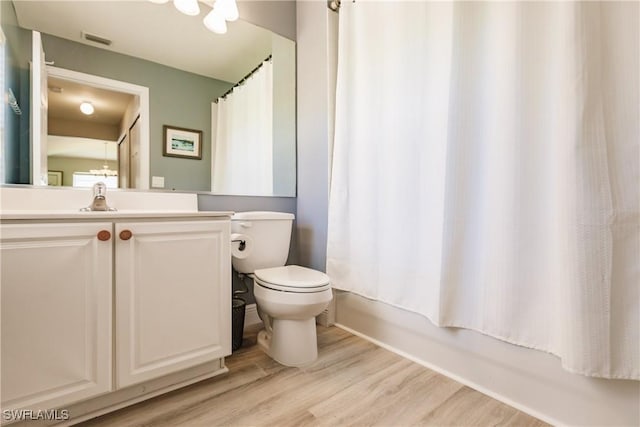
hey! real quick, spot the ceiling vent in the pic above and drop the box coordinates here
[81,31,112,46]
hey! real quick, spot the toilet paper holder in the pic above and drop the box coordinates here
[231,237,246,251]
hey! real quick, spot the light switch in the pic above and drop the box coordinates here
[151,176,165,188]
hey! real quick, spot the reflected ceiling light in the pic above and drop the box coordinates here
[80,101,94,115]
[149,0,238,34]
[173,0,200,16]
[90,143,118,177]
[216,0,238,22]
[203,9,227,34]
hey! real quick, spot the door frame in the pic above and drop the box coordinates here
[47,66,150,189]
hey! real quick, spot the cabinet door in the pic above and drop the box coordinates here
[1,222,113,411]
[115,220,231,388]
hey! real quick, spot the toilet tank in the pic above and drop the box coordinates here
[231,211,294,274]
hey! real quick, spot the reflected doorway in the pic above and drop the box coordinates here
[47,75,133,188]
[45,66,149,189]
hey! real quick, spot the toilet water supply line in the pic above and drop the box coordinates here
[234,270,272,335]
[234,270,249,296]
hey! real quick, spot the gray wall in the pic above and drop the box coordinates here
[40,34,232,192]
[294,1,334,272]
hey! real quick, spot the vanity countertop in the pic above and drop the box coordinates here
[0,210,234,221]
[0,186,234,221]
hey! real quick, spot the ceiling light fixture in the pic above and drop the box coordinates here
[150,0,238,34]
[90,142,118,177]
[173,0,200,16]
[216,0,238,22]
[203,8,227,34]
[80,101,94,115]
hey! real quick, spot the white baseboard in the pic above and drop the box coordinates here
[244,303,262,329]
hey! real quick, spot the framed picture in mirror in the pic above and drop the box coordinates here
[163,125,203,160]
[47,171,63,186]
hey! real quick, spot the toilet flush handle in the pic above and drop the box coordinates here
[237,221,252,228]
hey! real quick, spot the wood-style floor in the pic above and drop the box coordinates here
[80,326,549,427]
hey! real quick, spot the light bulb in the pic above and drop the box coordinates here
[173,0,200,16]
[80,102,94,115]
[215,0,238,22]
[203,9,227,34]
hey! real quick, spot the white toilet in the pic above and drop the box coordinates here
[231,211,332,367]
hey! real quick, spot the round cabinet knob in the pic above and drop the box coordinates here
[119,230,133,241]
[97,230,111,241]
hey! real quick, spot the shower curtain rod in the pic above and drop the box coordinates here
[215,55,272,102]
[328,0,355,12]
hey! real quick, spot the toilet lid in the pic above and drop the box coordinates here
[254,265,331,292]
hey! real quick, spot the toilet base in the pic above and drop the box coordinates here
[256,317,318,367]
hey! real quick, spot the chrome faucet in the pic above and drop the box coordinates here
[80,182,117,212]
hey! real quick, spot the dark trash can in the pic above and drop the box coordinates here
[232,297,246,351]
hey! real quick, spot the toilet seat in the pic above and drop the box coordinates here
[254,265,331,293]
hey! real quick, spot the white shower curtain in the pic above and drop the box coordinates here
[213,60,273,195]
[327,1,639,379]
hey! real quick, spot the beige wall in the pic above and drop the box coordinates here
[48,156,117,187]
[49,118,120,141]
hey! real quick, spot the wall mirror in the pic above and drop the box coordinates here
[1,0,296,196]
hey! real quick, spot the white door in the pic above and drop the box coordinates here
[128,115,140,188]
[115,220,231,388]
[118,133,129,188]
[0,222,113,412]
[30,31,48,185]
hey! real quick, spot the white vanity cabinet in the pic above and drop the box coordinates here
[0,214,231,418]
[115,220,231,387]
[0,222,113,413]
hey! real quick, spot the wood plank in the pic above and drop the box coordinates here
[419,386,536,426]
[80,326,549,427]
